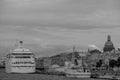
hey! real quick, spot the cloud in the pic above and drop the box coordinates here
[0,0,120,58]
[0,25,120,58]
[0,0,120,29]
[88,44,101,51]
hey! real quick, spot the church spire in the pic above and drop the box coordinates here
[72,45,77,65]
[73,45,76,53]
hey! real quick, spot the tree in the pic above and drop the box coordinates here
[109,59,116,69]
[99,60,102,65]
[96,60,102,68]
[116,57,120,70]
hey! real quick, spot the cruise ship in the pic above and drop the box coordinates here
[5,41,36,73]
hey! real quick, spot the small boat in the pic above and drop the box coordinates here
[65,46,91,78]
[65,65,91,78]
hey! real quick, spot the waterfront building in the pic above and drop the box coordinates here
[43,57,51,68]
[86,49,102,69]
[87,49,102,61]
[102,50,120,65]
[50,48,90,67]
[5,41,36,73]
[36,57,44,69]
[51,53,67,66]
[0,59,5,68]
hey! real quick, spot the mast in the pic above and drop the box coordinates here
[72,45,77,65]
[19,41,24,48]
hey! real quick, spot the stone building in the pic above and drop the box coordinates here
[36,57,51,69]
[102,50,120,65]
[50,51,84,66]
[51,53,68,66]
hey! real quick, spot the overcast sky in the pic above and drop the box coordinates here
[0,0,120,58]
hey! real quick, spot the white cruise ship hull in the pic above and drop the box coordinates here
[10,67,36,73]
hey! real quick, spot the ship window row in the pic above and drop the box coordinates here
[12,53,33,55]
[15,56,31,58]
[12,66,35,67]
[7,56,34,58]
[12,62,35,64]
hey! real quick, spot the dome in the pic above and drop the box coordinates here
[103,35,115,52]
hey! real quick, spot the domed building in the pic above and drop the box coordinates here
[103,35,115,52]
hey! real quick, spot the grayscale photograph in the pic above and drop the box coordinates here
[0,0,120,80]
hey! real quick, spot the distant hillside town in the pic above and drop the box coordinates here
[35,35,120,75]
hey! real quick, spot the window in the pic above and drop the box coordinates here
[12,53,33,55]
[15,56,31,58]
[12,61,35,64]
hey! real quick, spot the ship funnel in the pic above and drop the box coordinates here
[20,41,23,45]
[19,41,23,48]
